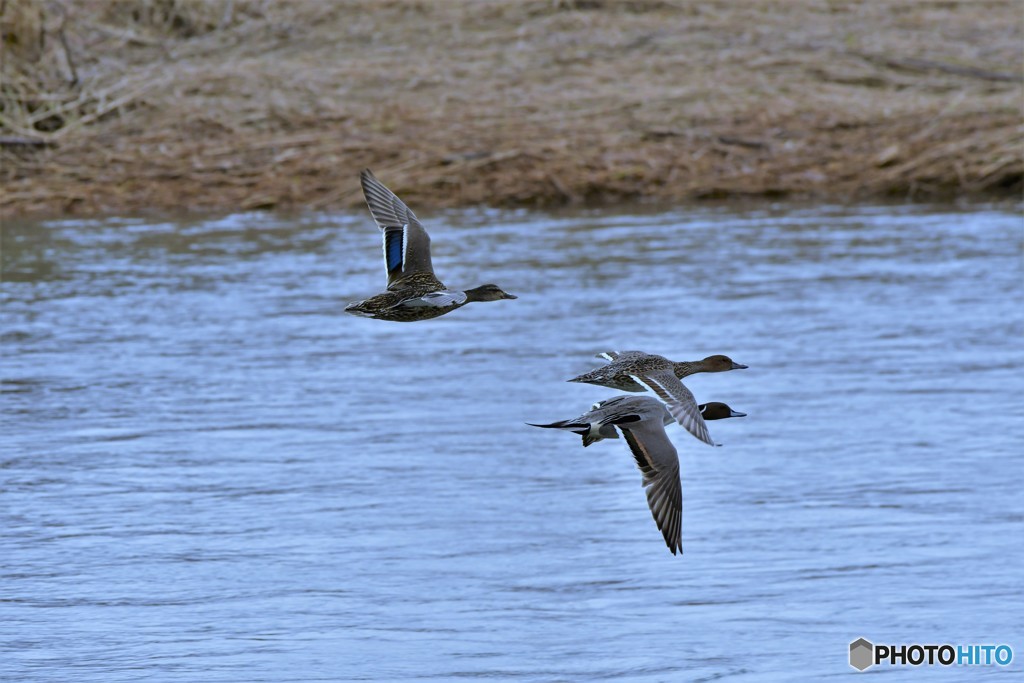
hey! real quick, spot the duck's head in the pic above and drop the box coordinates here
[702,354,748,372]
[465,284,517,302]
[698,402,747,420]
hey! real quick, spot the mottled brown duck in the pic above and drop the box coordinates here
[568,351,747,446]
[345,169,516,322]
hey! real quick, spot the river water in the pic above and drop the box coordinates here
[2,204,1022,681]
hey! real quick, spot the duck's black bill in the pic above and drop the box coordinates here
[731,362,749,369]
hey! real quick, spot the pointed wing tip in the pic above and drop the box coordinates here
[359,168,376,195]
[631,371,715,446]
[359,169,380,193]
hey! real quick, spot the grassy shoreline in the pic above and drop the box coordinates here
[2,0,1021,218]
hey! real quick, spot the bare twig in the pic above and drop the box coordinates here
[851,51,1023,84]
[0,136,55,148]
[52,3,79,86]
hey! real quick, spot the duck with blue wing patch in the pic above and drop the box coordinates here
[344,169,517,322]
[383,230,404,278]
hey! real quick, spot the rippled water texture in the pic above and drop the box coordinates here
[3,205,1022,681]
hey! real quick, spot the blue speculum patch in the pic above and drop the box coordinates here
[385,231,403,272]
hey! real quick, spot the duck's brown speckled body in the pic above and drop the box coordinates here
[567,351,748,447]
[345,170,516,322]
[570,351,747,392]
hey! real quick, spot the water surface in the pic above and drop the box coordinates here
[2,204,1022,681]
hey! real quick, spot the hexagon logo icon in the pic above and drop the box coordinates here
[850,638,874,671]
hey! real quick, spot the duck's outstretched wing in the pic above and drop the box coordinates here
[629,370,714,447]
[360,169,435,287]
[620,420,683,555]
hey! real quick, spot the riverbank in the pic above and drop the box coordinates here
[2,0,1021,217]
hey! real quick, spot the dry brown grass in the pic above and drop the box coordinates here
[1,0,1021,217]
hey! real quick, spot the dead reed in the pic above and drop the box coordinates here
[1,0,1021,217]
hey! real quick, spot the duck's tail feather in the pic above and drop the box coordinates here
[528,420,606,447]
[568,370,600,383]
[527,419,587,431]
[344,301,375,318]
